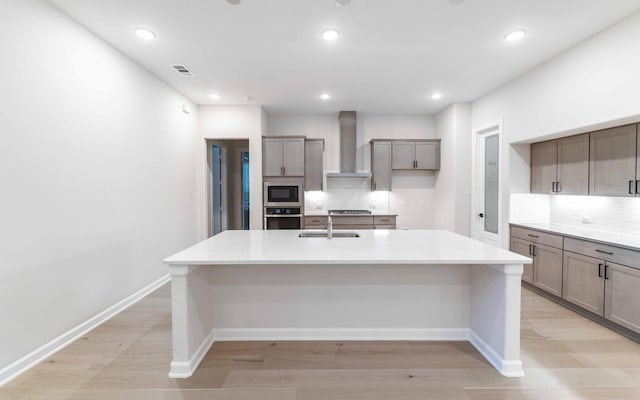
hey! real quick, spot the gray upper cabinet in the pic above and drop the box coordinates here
[531,140,558,194]
[589,124,637,196]
[531,134,589,195]
[391,141,414,169]
[262,136,305,177]
[304,139,324,191]
[637,126,640,195]
[371,140,392,191]
[391,140,440,170]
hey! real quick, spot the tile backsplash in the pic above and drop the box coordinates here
[550,195,640,235]
[511,193,640,236]
[305,177,390,212]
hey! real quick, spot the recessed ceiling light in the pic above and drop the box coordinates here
[431,92,443,100]
[243,96,254,103]
[504,29,527,42]
[321,29,340,41]
[226,0,242,4]
[335,0,351,6]
[134,27,156,41]
[448,0,464,5]
[320,93,331,101]
[209,93,221,100]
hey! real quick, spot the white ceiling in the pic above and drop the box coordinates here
[49,0,640,115]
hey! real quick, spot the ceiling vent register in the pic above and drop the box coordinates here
[172,65,195,77]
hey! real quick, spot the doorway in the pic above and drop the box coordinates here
[472,122,502,246]
[207,140,250,237]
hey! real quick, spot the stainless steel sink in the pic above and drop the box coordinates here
[298,231,360,238]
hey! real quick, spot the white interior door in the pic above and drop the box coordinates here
[473,123,501,246]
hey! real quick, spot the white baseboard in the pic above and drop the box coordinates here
[169,329,215,378]
[469,330,524,377]
[0,274,170,387]
[212,328,470,341]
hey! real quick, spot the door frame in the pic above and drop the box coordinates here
[206,141,229,237]
[471,120,503,246]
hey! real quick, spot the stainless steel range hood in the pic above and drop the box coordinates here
[326,111,371,178]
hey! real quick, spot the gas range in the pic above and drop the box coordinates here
[328,209,372,215]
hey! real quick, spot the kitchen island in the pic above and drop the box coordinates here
[164,229,530,378]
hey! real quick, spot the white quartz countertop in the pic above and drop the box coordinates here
[510,222,640,252]
[164,229,531,265]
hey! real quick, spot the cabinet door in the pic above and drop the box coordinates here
[391,141,415,169]
[562,251,604,316]
[637,124,640,196]
[305,140,324,191]
[533,243,563,297]
[589,125,637,196]
[530,140,557,194]
[263,138,284,176]
[510,237,533,283]
[557,134,589,195]
[283,138,305,176]
[414,142,439,170]
[604,262,640,334]
[371,141,392,191]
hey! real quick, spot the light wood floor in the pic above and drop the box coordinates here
[2,285,639,400]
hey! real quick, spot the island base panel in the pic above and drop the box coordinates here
[169,263,523,378]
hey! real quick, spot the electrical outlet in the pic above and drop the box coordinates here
[582,215,592,224]
[369,204,376,209]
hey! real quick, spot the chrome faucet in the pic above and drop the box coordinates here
[327,214,333,239]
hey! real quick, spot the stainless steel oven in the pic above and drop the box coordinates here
[264,207,302,230]
[263,178,303,207]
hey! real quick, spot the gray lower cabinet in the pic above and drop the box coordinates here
[605,262,640,333]
[589,124,637,196]
[533,243,563,297]
[305,139,324,191]
[510,226,562,294]
[562,251,605,315]
[304,215,396,230]
[510,236,534,283]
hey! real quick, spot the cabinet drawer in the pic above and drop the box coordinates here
[304,216,327,225]
[373,216,396,225]
[305,224,326,230]
[511,226,563,249]
[333,224,373,230]
[564,237,640,270]
[374,225,396,230]
[331,216,374,225]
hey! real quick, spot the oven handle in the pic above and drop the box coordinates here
[264,214,303,218]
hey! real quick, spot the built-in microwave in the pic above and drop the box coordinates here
[263,178,304,207]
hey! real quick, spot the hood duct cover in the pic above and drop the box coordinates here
[326,111,371,178]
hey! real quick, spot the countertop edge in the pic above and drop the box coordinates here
[509,222,640,253]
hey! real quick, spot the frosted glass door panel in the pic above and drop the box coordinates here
[484,135,499,234]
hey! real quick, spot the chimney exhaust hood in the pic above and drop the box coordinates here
[326,111,371,178]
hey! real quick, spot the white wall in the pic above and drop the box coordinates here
[198,106,265,234]
[434,103,471,236]
[0,0,198,376]
[267,114,437,229]
[471,12,640,247]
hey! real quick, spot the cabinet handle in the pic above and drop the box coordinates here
[531,245,536,257]
[556,181,561,193]
[595,249,613,255]
[281,166,285,176]
[636,180,640,195]
[373,182,377,191]
[552,182,556,193]
[527,234,539,238]
[598,263,603,278]
[320,182,323,191]
[629,180,634,195]
[604,265,609,280]
[528,244,533,255]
